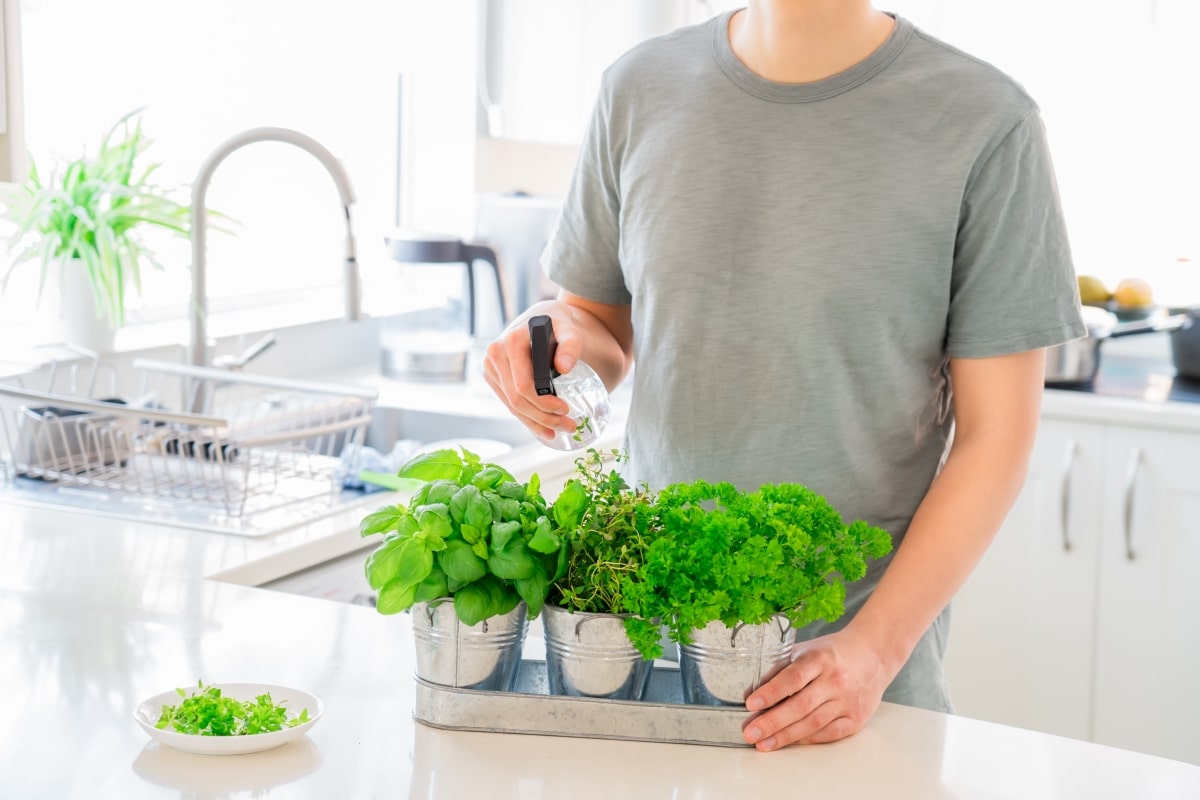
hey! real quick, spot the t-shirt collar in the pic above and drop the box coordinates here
[712,10,914,103]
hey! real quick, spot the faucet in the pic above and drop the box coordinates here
[189,127,363,367]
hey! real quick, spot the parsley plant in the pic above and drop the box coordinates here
[621,479,893,659]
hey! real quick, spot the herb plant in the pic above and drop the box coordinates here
[360,448,567,625]
[548,448,657,615]
[621,479,894,659]
[0,109,193,326]
[572,416,593,443]
[155,681,310,736]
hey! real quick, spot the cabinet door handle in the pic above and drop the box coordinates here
[1123,447,1143,562]
[1060,439,1077,552]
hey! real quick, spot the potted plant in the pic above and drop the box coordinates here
[542,448,659,700]
[622,479,894,706]
[0,109,192,351]
[359,447,567,691]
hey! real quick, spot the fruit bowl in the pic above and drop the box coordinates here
[1109,301,1157,322]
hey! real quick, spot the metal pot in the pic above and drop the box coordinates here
[1044,306,1191,385]
[1169,305,1200,381]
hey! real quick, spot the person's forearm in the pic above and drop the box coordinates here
[559,301,634,391]
[847,429,1034,673]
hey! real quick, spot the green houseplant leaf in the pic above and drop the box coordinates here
[0,109,207,327]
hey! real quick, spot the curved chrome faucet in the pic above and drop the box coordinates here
[189,127,363,366]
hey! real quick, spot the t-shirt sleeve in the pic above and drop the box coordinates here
[947,110,1086,358]
[542,79,632,306]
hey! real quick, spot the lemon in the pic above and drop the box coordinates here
[1077,275,1111,306]
[1113,278,1153,308]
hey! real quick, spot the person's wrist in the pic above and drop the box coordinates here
[843,609,919,680]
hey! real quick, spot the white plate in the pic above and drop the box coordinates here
[134,683,323,755]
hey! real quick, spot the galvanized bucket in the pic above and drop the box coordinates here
[412,599,528,691]
[678,616,795,706]
[542,604,654,700]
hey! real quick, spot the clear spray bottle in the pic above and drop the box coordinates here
[529,315,611,451]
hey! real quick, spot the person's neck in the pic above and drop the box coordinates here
[728,0,896,83]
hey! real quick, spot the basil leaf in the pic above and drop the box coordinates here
[409,483,431,507]
[440,539,488,584]
[453,581,492,626]
[526,472,541,501]
[495,481,525,500]
[515,562,549,618]
[364,538,404,590]
[449,484,481,524]
[494,587,521,617]
[460,523,483,544]
[498,498,522,522]
[488,539,536,580]
[416,504,452,540]
[472,465,507,489]
[552,480,588,530]
[471,540,489,560]
[553,538,569,581]
[418,529,448,552]
[395,537,434,588]
[490,520,521,552]
[424,480,459,507]
[465,491,494,530]
[359,505,411,538]
[397,449,463,481]
[527,516,560,555]
[412,566,449,604]
[376,578,419,615]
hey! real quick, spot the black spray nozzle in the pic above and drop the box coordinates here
[529,315,558,397]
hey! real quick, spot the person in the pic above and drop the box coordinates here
[483,0,1085,752]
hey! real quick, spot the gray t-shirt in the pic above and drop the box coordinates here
[544,12,1085,712]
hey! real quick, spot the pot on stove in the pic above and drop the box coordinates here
[1044,305,1191,385]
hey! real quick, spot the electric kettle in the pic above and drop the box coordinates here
[382,233,509,381]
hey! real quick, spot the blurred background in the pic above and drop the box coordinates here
[0,0,1195,345]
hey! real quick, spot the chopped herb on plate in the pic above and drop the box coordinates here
[155,681,310,736]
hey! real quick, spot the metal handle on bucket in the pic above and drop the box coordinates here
[730,614,793,647]
[572,613,616,640]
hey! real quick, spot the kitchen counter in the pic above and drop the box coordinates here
[4,437,1200,799]
[1042,338,1200,431]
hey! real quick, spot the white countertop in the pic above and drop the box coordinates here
[4,392,1200,798]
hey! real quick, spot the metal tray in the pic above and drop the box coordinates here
[412,659,753,747]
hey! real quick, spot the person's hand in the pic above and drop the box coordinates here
[482,301,583,442]
[742,626,897,751]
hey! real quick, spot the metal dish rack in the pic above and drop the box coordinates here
[0,356,377,528]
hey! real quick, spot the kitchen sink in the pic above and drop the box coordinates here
[362,402,530,451]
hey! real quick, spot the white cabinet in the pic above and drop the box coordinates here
[945,414,1200,765]
[1093,426,1200,765]
[944,418,1104,741]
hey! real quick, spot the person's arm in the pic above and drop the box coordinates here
[483,290,633,441]
[742,347,1046,751]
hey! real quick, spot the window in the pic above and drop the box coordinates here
[3,0,479,347]
[4,0,1197,351]
[889,0,1199,305]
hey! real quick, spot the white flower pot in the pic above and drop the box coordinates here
[58,259,117,354]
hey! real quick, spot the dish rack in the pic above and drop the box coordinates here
[0,356,378,524]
